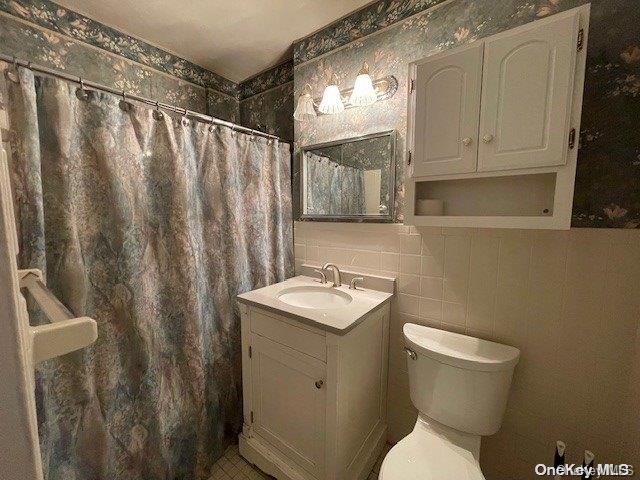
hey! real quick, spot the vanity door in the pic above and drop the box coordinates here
[250,334,326,478]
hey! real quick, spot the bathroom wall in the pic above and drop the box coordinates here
[292,0,640,478]
[294,222,640,479]
[0,0,240,121]
[239,60,294,142]
[293,0,640,228]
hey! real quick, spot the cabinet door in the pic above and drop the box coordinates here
[477,11,579,171]
[412,42,483,176]
[250,334,326,477]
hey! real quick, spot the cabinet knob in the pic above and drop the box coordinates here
[482,134,494,143]
[462,137,473,146]
[315,380,324,389]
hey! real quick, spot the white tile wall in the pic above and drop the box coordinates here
[294,221,640,480]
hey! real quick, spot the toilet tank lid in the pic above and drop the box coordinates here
[403,324,520,372]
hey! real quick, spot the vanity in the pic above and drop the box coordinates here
[237,272,393,480]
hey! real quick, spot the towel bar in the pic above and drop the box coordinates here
[18,269,97,363]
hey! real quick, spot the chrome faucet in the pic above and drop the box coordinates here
[322,263,342,287]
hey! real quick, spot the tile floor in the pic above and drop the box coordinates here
[208,443,391,480]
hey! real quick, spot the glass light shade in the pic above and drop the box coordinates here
[349,62,377,107]
[349,73,377,106]
[293,91,317,122]
[318,84,344,115]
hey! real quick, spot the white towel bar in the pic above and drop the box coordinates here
[18,269,97,363]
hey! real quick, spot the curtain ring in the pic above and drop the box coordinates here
[208,117,217,132]
[181,108,189,126]
[5,56,20,83]
[153,100,164,120]
[76,77,90,100]
[119,89,131,112]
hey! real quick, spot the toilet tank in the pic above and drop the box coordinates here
[403,324,520,436]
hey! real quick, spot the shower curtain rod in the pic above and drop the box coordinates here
[0,53,284,142]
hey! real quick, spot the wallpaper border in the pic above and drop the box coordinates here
[292,0,450,65]
[239,59,294,100]
[0,0,239,98]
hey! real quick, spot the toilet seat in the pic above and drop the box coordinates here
[379,417,486,480]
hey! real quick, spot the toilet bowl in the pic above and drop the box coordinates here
[380,324,520,480]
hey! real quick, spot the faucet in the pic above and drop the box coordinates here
[322,263,342,287]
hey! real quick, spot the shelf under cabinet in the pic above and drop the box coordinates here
[405,169,574,229]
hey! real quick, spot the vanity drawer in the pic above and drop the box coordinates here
[249,308,326,362]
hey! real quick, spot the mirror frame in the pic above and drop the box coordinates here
[299,130,396,223]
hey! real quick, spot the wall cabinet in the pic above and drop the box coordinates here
[239,303,390,480]
[406,6,589,229]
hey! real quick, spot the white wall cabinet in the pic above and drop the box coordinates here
[239,304,390,480]
[406,5,590,229]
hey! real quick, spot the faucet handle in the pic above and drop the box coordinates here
[349,277,364,290]
[313,269,327,284]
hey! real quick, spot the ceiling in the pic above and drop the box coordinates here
[55,0,373,83]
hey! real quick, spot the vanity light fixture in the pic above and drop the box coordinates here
[318,75,345,115]
[349,62,378,107]
[293,83,317,122]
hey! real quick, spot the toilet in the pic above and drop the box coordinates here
[380,324,520,480]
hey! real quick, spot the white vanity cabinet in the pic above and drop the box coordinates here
[406,5,590,229]
[238,298,390,480]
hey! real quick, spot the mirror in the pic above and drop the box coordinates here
[300,131,395,222]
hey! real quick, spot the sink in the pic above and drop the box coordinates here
[277,286,353,309]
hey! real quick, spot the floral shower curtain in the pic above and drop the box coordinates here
[3,65,293,480]
[305,153,365,215]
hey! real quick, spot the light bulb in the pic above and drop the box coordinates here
[349,62,377,107]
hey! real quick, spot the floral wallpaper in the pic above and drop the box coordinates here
[0,0,237,96]
[293,0,640,228]
[208,88,240,124]
[0,0,240,121]
[293,0,449,65]
[239,59,294,100]
[240,81,294,142]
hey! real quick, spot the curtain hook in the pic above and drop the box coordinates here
[76,77,89,100]
[119,89,130,112]
[208,117,217,132]
[5,56,20,83]
[153,100,164,120]
[181,108,189,126]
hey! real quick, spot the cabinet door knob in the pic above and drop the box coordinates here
[462,137,473,146]
[482,134,494,143]
[315,380,324,389]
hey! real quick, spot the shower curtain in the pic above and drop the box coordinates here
[3,65,293,480]
[305,153,365,215]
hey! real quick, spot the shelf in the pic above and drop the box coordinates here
[404,170,573,230]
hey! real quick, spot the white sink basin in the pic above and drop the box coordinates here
[277,286,353,310]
